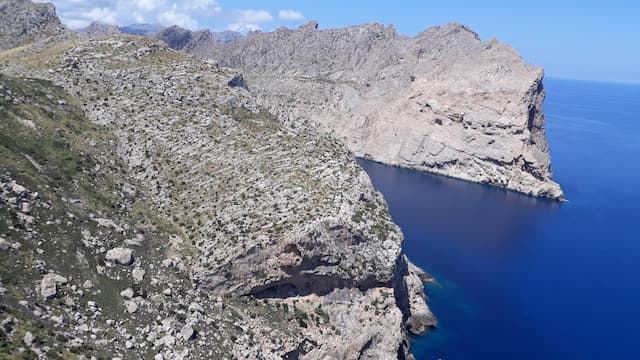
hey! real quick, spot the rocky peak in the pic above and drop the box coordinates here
[155,25,193,50]
[298,20,319,30]
[0,0,73,51]
[78,21,121,39]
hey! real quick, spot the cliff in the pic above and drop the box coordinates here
[191,21,563,199]
[0,2,433,358]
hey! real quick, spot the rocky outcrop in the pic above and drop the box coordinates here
[78,21,121,39]
[194,21,563,199]
[0,22,432,358]
[0,0,74,51]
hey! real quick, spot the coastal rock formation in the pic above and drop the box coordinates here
[0,3,433,357]
[194,21,563,199]
[0,0,73,51]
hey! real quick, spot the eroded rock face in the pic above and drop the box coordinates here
[194,21,563,199]
[0,0,73,51]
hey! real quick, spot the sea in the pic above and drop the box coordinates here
[358,78,640,359]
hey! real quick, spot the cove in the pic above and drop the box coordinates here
[358,78,640,359]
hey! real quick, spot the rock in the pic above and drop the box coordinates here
[180,325,196,341]
[162,288,172,296]
[23,331,34,346]
[188,302,204,314]
[40,273,67,299]
[160,334,175,348]
[105,247,134,265]
[227,74,247,89]
[396,256,437,335]
[161,258,174,268]
[125,340,134,349]
[82,280,93,289]
[120,288,135,299]
[69,337,83,348]
[132,267,146,283]
[17,200,31,213]
[125,300,138,314]
[0,237,9,251]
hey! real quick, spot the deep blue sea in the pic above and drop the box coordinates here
[358,78,640,359]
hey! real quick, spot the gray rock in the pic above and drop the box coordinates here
[105,247,134,265]
[40,273,67,299]
[180,325,196,341]
[120,288,134,299]
[125,300,138,314]
[23,331,34,346]
[132,267,146,283]
[0,237,9,251]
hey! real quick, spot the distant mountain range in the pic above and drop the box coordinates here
[77,21,244,50]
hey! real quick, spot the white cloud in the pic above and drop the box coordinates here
[278,9,304,21]
[46,0,221,29]
[235,9,274,24]
[85,7,117,24]
[45,1,285,33]
[227,22,262,32]
[158,4,198,30]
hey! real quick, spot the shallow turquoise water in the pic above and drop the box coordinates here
[358,78,640,359]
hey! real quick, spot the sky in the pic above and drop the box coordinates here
[44,0,640,84]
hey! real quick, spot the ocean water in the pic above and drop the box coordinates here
[358,78,640,359]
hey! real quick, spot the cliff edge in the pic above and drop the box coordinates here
[191,21,563,199]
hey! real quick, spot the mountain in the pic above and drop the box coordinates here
[155,25,243,51]
[0,0,74,51]
[78,21,121,39]
[0,2,432,359]
[190,21,564,199]
[119,23,165,35]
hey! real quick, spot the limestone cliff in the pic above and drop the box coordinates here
[0,2,433,358]
[192,21,564,199]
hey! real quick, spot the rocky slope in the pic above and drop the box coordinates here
[0,2,434,358]
[0,0,74,51]
[191,21,563,199]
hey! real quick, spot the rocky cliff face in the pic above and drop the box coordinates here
[193,21,563,199]
[0,0,74,51]
[0,3,433,359]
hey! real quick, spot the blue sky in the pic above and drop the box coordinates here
[47,0,640,83]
